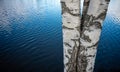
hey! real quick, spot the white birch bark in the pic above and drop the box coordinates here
[77,0,90,72]
[61,0,110,72]
[77,0,110,72]
[61,0,81,72]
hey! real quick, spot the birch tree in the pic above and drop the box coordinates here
[61,0,81,72]
[61,0,110,72]
[77,0,110,72]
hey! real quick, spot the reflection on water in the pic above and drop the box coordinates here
[94,0,120,72]
[0,0,63,72]
[1,0,120,72]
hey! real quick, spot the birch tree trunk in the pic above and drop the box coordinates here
[61,0,110,72]
[77,0,110,72]
[61,0,81,72]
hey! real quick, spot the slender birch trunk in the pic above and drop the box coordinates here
[77,0,110,72]
[61,0,110,72]
[61,0,81,72]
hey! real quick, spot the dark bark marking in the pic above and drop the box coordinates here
[63,25,74,30]
[61,2,80,16]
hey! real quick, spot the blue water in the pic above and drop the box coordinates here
[0,0,63,72]
[0,0,120,72]
[94,0,120,72]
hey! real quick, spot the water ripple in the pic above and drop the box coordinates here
[0,0,63,72]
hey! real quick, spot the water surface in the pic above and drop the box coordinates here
[1,0,120,72]
[94,0,120,72]
[0,0,63,72]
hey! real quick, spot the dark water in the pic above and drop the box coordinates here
[0,0,63,72]
[94,0,120,72]
[0,0,120,72]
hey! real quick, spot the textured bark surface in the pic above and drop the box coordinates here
[81,0,90,31]
[77,0,110,72]
[61,0,81,72]
[61,0,110,72]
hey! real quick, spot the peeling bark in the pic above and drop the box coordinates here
[61,0,81,72]
[77,0,110,72]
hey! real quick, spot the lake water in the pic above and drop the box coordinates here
[0,0,120,72]
[0,0,63,72]
[94,0,120,72]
